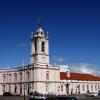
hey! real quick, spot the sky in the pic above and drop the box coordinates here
[0,0,100,75]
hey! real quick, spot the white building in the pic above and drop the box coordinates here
[0,21,100,95]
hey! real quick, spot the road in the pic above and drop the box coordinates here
[0,96,29,100]
[77,96,100,100]
[0,96,100,100]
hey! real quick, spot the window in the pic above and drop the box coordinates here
[9,85,11,92]
[14,73,17,82]
[83,85,85,91]
[46,71,49,80]
[19,72,22,81]
[2,74,6,83]
[34,42,37,52]
[20,84,22,94]
[77,85,80,93]
[26,71,30,81]
[2,85,5,93]
[98,85,100,90]
[42,42,45,52]
[91,85,93,91]
[15,85,17,93]
[9,74,12,83]
[46,84,49,92]
[87,84,89,92]
[66,83,69,94]
[95,85,97,91]
[61,85,63,92]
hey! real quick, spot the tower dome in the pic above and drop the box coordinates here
[36,27,45,37]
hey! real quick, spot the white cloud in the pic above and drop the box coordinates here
[0,66,11,69]
[60,65,69,69]
[57,57,64,62]
[52,56,64,62]
[69,63,100,76]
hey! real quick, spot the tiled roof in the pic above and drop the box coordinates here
[60,72,100,81]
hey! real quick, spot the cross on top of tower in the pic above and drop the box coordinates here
[38,18,42,28]
[35,18,45,37]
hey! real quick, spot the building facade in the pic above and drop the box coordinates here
[0,22,100,95]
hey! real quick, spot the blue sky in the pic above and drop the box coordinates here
[0,0,100,74]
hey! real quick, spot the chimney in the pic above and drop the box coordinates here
[66,70,70,78]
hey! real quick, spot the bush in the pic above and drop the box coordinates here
[3,92,12,96]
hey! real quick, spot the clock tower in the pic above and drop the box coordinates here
[31,20,49,66]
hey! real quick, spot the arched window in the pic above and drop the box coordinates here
[26,71,30,81]
[83,85,85,91]
[46,71,49,80]
[15,85,17,93]
[2,85,5,93]
[77,84,80,93]
[9,84,11,92]
[98,85,100,91]
[91,85,93,91]
[20,84,22,94]
[34,42,37,52]
[46,84,49,92]
[19,72,22,81]
[61,85,63,92]
[2,74,6,83]
[66,83,69,94]
[42,42,45,52]
[87,84,89,92]
[95,85,97,91]
[9,74,12,83]
[14,73,17,82]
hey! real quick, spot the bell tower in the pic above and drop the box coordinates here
[31,20,49,66]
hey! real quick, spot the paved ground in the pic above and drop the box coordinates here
[76,95,100,100]
[0,96,29,100]
[0,96,100,100]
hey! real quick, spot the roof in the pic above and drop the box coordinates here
[60,72,100,81]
